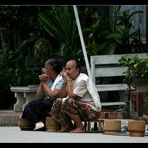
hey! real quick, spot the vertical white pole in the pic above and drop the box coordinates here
[73,5,101,110]
[73,5,92,79]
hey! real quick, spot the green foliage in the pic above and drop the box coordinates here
[0,6,48,89]
[102,7,144,54]
[81,6,112,55]
[119,54,148,87]
[38,6,81,59]
[79,6,144,55]
[33,38,52,62]
[0,5,146,90]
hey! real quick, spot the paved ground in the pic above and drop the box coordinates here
[0,125,148,143]
[0,111,148,143]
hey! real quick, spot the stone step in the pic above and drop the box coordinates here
[0,110,22,126]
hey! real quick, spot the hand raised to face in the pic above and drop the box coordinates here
[39,73,49,82]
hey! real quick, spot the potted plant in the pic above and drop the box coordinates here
[119,54,148,92]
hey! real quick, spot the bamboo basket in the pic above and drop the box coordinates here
[128,120,146,137]
[19,118,35,130]
[103,119,121,134]
[46,117,61,132]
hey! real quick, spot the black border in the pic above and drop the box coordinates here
[0,0,147,5]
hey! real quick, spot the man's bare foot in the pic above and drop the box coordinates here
[58,126,74,132]
[69,127,85,133]
[58,128,68,132]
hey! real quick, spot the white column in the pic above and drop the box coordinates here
[23,92,36,111]
[13,92,26,112]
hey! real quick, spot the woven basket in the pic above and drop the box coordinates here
[46,117,61,132]
[128,120,146,137]
[103,119,121,134]
[19,118,35,130]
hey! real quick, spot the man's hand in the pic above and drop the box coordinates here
[39,73,49,82]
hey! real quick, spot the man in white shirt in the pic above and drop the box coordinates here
[50,59,101,133]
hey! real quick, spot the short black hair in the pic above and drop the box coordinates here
[45,59,63,74]
[68,59,81,71]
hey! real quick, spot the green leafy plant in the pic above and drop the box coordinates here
[38,6,81,59]
[119,54,148,88]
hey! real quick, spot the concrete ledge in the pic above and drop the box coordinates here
[0,110,21,126]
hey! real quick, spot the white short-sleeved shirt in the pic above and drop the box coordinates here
[72,73,94,106]
[46,75,64,98]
